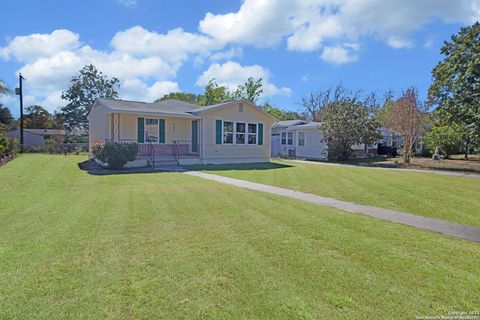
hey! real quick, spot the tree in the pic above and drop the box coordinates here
[0,105,14,126]
[156,92,204,105]
[301,85,351,121]
[234,77,263,103]
[0,79,10,95]
[24,105,60,129]
[260,102,302,120]
[428,22,480,159]
[202,79,234,105]
[303,85,380,161]
[60,64,120,132]
[425,122,463,158]
[386,87,428,163]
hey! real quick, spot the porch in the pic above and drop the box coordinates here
[104,112,202,166]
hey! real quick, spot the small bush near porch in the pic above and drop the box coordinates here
[92,141,138,169]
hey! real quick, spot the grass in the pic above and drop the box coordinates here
[336,155,480,174]
[188,160,480,227]
[0,155,479,319]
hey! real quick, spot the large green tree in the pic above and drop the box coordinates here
[428,22,480,158]
[307,85,380,161]
[233,77,263,103]
[202,79,234,105]
[60,64,120,132]
[260,102,302,120]
[424,109,463,158]
[156,92,204,105]
[24,105,61,129]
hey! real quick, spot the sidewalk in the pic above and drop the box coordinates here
[185,171,480,243]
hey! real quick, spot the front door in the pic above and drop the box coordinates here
[191,120,198,153]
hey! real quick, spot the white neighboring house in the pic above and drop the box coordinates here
[271,120,327,160]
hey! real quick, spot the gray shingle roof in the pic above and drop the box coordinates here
[93,98,276,120]
[96,98,200,117]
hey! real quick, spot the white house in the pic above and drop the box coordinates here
[271,120,327,160]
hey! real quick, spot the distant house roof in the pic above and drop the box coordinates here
[90,98,276,120]
[274,120,307,128]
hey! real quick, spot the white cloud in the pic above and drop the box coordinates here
[116,0,137,7]
[0,28,216,112]
[208,47,244,62]
[110,26,220,64]
[196,61,291,97]
[321,45,358,64]
[0,29,80,62]
[121,79,179,102]
[386,36,414,49]
[199,0,480,51]
[199,0,298,47]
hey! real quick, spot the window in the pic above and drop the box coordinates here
[145,118,159,142]
[287,132,293,145]
[298,131,305,146]
[281,131,293,145]
[223,121,234,144]
[222,121,258,145]
[248,123,257,144]
[236,122,245,144]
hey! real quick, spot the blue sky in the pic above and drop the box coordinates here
[1,0,479,117]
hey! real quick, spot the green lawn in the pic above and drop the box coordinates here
[1,155,479,319]
[188,160,480,227]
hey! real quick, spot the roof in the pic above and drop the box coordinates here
[273,120,307,128]
[94,98,200,118]
[91,98,276,121]
[9,128,66,136]
[291,122,321,129]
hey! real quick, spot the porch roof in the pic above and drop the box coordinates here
[94,98,201,118]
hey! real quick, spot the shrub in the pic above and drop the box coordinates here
[0,131,16,158]
[424,123,463,158]
[92,142,138,169]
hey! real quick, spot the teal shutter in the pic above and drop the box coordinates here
[159,119,165,143]
[215,120,222,144]
[137,117,144,143]
[258,123,264,145]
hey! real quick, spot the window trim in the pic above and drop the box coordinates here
[297,131,305,147]
[143,117,165,144]
[221,120,258,145]
[281,131,294,146]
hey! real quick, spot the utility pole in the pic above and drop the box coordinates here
[15,74,25,152]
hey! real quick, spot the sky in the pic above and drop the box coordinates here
[0,0,479,117]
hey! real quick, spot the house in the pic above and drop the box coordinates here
[377,127,426,156]
[271,120,327,160]
[88,98,275,166]
[7,128,66,147]
[271,120,395,160]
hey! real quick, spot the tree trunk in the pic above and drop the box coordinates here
[464,141,468,159]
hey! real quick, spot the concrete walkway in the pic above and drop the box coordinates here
[284,159,480,179]
[185,171,480,243]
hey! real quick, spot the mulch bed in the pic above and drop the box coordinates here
[77,159,184,175]
[0,155,13,167]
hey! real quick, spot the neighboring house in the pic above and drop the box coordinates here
[271,120,327,160]
[377,127,426,155]
[88,98,275,166]
[7,128,66,147]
